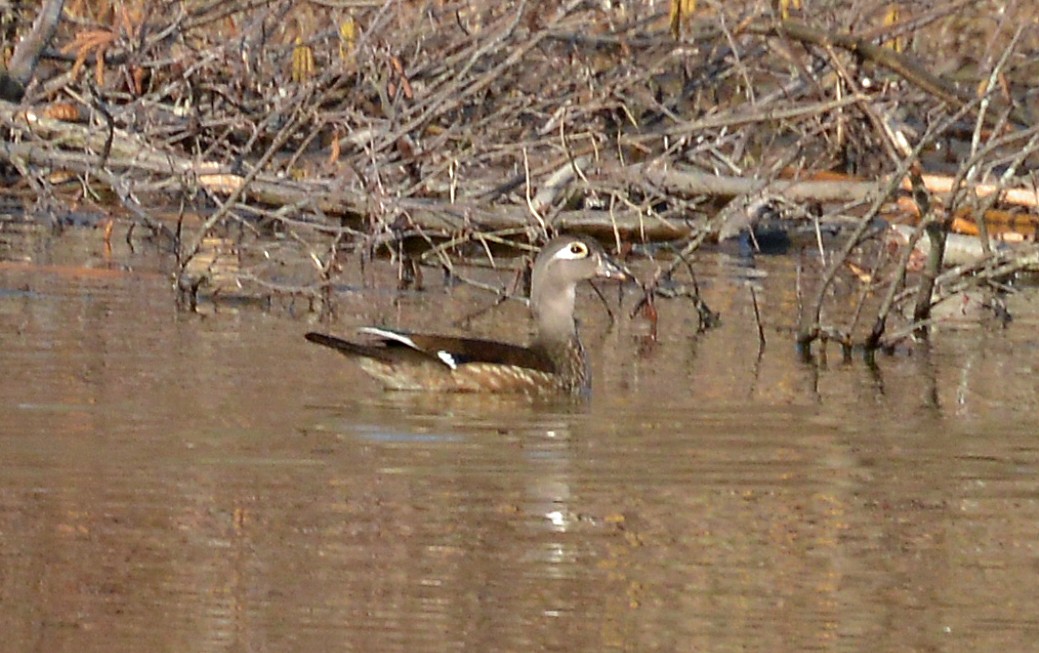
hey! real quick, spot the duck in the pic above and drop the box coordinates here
[304,234,630,395]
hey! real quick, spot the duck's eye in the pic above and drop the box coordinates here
[552,240,591,261]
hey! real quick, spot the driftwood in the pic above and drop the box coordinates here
[8,98,1032,239]
[0,101,692,239]
[0,99,882,239]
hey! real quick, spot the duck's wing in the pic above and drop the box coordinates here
[305,328,554,373]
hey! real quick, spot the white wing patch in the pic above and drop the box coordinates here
[436,351,458,369]
[359,326,460,370]
[357,326,418,350]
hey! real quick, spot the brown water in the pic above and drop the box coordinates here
[2,227,1039,652]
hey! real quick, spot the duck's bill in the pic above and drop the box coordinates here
[596,255,634,282]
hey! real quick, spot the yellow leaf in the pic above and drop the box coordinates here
[882,4,903,52]
[292,36,314,82]
[339,17,357,65]
[669,0,696,39]
[778,0,803,20]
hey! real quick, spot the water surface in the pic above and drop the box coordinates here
[2,227,1038,651]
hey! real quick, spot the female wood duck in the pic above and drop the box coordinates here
[305,235,630,395]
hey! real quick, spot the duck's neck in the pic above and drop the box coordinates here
[531,283,589,392]
[532,281,576,342]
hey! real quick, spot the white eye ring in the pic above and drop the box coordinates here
[555,241,589,260]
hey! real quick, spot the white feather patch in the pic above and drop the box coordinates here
[359,327,460,370]
[357,326,418,350]
[435,351,458,369]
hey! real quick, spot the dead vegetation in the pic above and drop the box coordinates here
[1,0,1038,352]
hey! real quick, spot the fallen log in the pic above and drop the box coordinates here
[0,102,694,240]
